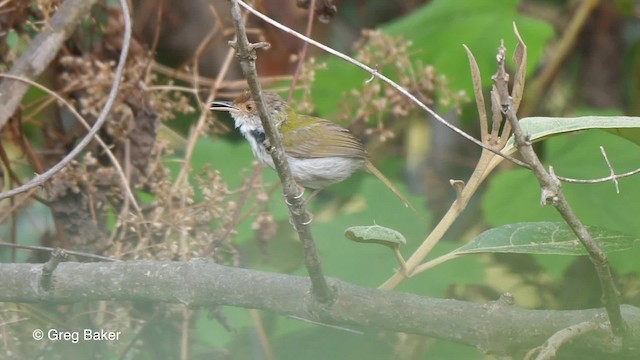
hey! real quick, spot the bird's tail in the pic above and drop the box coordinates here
[365,160,418,214]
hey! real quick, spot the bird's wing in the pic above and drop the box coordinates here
[280,116,367,159]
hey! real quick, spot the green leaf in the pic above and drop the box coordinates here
[484,130,640,232]
[344,225,406,248]
[312,0,553,119]
[453,222,640,256]
[504,116,640,151]
[383,0,552,95]
[6,30,28,53]
[307,172,439,290]
[606,127,640,147]
[483,130,640,275]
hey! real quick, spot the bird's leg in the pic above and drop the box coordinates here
[284,185,321,207]
[295,189,319,227]
[289,211,314,230]
[284,184,305,206]
[303,189,322,206]
[284,185,316,229]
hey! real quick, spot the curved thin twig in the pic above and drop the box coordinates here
[526,321,601,360]
[0,0,132,201]
[229,0,333,304]
[519,0,600,116]
[557,167,640,185]
[0,73,143,217]
[495,41,624,336]
[172,7,239,189]
[0,241,118,262]
[287,0,316,102]
[235,0,528,168]
[0,0,100,128]
[556,145,640,191]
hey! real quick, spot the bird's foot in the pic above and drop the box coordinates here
[284,185,305,206]
[289,210,314,230]
[301,211,313,225]
[304,189,322,206]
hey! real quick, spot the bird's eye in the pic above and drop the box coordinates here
[245,104,254,111]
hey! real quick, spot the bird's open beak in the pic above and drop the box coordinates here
[209,101,236,112]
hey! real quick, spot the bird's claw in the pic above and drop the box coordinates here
[284,186,305,205]
[301,211,313,225]
[289,210,314,230]
[294,186,305,199]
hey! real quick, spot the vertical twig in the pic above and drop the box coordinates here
[494,42,625,337]
[40,249,69,291]
[234,0,526,167]
[519,0,600,117]
[180,308,191,360]
[0,241,117,262]
[172,7,234,189]
[287,0,316,102]
[227,0,334,304]
[599,146,620,193]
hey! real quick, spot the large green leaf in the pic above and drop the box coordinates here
[505,116,640,150]
[483,130,640,275]
[344,225,407,248]
[453,222,640,256]
[383,0,552,91]
[485,130,640,232]
[312,0,553,118]
[307,171,431,288]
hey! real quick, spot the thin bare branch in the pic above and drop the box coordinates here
[172,7,238,190]
[556,167,640,185]
[287,0,316,102]
[599,146,620,193]
[494,41,625,337]
[519,0,600,116]
[557,146,640,194]
[235,0,528,168]
[0,0,100,128]
[151,62,292,91]
[228,0,333,304]
[0,73,143,217]
[0,0,132,202]
[40,249,69,291]
[0,241,118,262]
[526,321,603,360]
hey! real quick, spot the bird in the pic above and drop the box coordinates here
[210,90,414,210]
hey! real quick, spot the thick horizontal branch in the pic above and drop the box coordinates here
[2,261,640,356]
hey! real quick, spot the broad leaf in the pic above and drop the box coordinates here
[312,0,552,118]
[452,222,639,256]
[504,116,640,151]
[344,225,407,248]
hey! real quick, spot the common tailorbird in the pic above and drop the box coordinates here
[210,90,413,210]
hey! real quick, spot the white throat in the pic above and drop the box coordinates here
[234,117,274,168]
